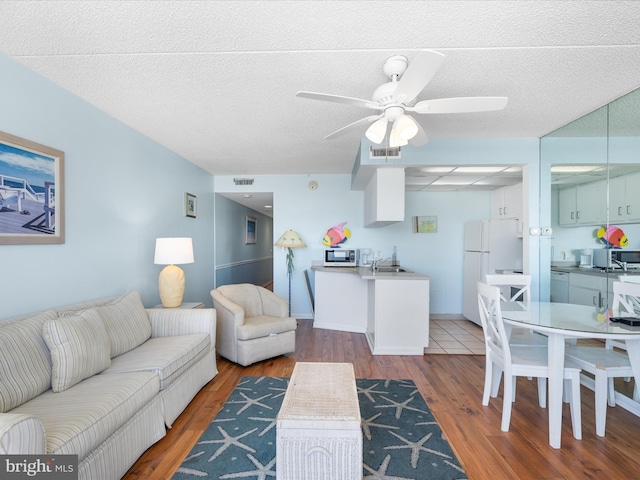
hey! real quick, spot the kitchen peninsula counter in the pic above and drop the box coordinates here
[311,266,430,355]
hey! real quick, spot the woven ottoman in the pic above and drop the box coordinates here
[276,362,362,480]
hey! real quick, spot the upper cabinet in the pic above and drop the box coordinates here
[610,172,640,223]
[364,168,405,228]
[492,183,522,220]
[558,180,607,226]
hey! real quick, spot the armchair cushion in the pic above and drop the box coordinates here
[237,315,298,341]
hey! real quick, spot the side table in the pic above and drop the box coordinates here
[153,302,204,309]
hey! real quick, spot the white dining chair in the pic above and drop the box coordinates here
[485,274,547,347]
[477,281,582,438]
[606,278,640,351]
[564,280,639,437]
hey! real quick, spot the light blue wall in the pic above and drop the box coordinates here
[214,194,273,287]
[214,159,539,319]
[0,53,215,319]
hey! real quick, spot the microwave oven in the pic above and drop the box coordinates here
[323,248,358,267]
[593,249,640,269]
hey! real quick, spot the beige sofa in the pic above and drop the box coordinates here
[0,291,217,480]
[211,284,296,366]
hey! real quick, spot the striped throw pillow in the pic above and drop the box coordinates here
[0,312,55,412]
[43,309,111,393]
[95,291,151,357]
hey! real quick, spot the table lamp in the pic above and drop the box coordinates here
[274,229,306,316]
[154,237,194,307]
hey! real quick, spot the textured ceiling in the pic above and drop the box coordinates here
[1,1,640,185]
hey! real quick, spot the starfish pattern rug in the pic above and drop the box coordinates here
[173,376,467,480]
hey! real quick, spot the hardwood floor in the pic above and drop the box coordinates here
[123,319,640,480]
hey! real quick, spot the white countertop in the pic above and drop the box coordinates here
[311,265,429,280]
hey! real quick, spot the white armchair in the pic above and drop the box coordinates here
[210,283,297,366]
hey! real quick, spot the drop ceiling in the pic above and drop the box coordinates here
[1,1,640,206]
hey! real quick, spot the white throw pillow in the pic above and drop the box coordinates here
[95,291,152,357]
[43,309,111,393]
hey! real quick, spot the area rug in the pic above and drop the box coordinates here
[173,376,467,480]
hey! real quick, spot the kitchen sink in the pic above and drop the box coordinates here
[376,267,407,273]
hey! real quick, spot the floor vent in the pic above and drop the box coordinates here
[234,178,254,186]
[370,146,401,159]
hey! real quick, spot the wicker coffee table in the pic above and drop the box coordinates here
[276,362,362,480]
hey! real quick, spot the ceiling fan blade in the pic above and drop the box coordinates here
[297,91,380,110]
[411,96,509,114]
[393,50,446,104]
[324,115,382,140]
[408,117,429,146]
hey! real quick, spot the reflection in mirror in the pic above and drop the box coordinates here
[541,87,640,307]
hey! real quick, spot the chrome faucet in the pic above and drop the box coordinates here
[612,259,628,272]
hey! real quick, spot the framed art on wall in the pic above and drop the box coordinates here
[185,192,197,218]
[245,215,257,244]
[0,130,65,244]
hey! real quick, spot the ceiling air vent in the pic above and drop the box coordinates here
[369,146,401,159]
[233,178,254,186]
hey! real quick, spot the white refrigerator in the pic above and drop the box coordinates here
[463,219,523,325]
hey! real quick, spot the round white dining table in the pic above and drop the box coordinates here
[500,301,640,449]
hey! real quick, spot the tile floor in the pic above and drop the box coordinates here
[426,317,604,354]
[426,318,486,354]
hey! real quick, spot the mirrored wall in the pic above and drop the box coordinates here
[540,87,640,307]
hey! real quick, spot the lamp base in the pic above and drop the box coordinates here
[158,264,185,308]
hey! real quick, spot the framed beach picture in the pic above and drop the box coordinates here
[185,192,197,218]
[0,131,65,244]
[245,215,257,244]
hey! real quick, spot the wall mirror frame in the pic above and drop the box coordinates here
[540,87,640,307]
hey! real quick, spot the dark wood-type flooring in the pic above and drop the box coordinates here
[123,319,640,480]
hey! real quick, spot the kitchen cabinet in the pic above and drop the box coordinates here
[492,183,522,220]
[558,187,577,225]
[550,271,569,303]
[558,180,607,226]
[568,272,607,307]
[610,172,640,223]
[364,168,405,227]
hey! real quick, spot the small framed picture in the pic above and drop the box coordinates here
[185,192,197,218]
[413,215,437,233]
[245,215,257,244]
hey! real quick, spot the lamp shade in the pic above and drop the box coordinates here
[365,117,388,144]
[274,230,306,248]
[389,122,409,148]
[154,237,194,265]
[395,114,419,140]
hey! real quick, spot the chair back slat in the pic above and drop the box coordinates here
[485,274,531,302]
[612,280,640,314]
[477,281,511,364]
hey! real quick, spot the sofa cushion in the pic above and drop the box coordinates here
[237,315,298,341]
[0,312,55,412]
[43,309,111,393]
[95,291,152,357]
[11,372,159,462]
[102,333,210,390]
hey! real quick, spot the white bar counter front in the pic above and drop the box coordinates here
[312,266,430,355]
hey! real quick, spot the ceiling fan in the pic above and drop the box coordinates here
[296,49,508,147]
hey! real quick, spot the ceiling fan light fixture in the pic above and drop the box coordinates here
[395,114,419,140]
[366,117,388,144]
[389,122,409,148]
